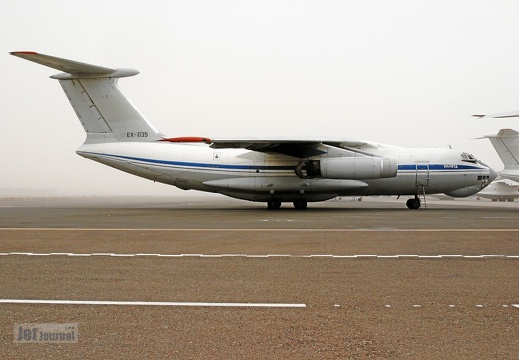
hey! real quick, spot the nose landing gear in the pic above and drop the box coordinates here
[406,196,421,210]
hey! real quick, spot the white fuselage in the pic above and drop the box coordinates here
[77,140,493,203]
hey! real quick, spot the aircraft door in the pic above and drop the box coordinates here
[415,164,430,186]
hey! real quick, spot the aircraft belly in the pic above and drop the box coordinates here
[203,177,368,193]
[216,191,338,202]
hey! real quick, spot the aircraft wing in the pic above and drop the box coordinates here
[493,178,519,187]
[208,138,370,158]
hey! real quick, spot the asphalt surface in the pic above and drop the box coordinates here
[0,196,518,359]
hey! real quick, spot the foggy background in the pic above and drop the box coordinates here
[2,1,519,197]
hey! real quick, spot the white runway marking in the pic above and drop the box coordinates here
[0,299,306,308]
[380,304,518,309]
[2,299,516,310]
[2,228,519,232]
[2,252,517,258]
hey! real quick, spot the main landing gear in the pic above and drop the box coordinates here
[267,199,308,210]
[293,199,308,210]
[267,199,281,210]
[406,196,421,210]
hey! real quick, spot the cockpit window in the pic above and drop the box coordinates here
[461,152,477,163]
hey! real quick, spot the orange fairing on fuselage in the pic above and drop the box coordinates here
[160,137,211,143]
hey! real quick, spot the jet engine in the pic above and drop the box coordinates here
[295,157,397,180]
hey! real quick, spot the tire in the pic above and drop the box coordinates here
[267,199,282,210]
[406,198,420,209]
[293,199,308,210]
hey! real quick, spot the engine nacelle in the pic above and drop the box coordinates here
[296,157,397,180]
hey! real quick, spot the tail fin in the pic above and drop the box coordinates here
[10,51,164,143]
[483,129,519,169]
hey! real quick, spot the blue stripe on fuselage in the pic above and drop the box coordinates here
[81,152,294,171]
[397,164,482,171]
[82,152,484,173]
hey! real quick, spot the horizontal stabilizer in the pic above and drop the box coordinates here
[477,129,519,139]
[10,51,138,79]
[472,110,519,119]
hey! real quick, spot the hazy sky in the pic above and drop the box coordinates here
[2,1,519,196]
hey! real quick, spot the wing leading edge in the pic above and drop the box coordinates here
[209,138,370,158]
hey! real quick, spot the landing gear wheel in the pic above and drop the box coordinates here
[267,199,282,210]
[293,199,308,210]
[406,197,421,210]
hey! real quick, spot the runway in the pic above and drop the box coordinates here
[1,196,518,359]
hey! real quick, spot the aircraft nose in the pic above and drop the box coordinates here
[489,166,498,180]
[479,161,497,180]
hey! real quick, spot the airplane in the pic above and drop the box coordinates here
[476,128,519,202]
[11,51,496,210]
[477,178,519,202]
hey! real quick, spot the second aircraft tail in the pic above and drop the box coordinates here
[484,129,519,169]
